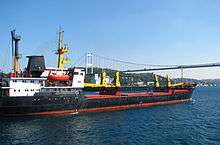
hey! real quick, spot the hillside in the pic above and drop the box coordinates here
[173,78,220,87]
[85,68,169,87]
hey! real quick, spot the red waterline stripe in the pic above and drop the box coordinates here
[79,98,192,113]
[3,98,192,117]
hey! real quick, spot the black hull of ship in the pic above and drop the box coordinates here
[0,90,193,116]
[0,93,83,116]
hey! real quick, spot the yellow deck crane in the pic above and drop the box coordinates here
[154,74,160,88]
[84,71,121,88]
[115,71,121,87]
[166,75,185,87]
[166,74,172,88]
[154,74,186,89]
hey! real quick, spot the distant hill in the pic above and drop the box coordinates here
[173,78,198,83]
[173,78,220,86]
[85,67,169,87]
[201,78,220,86]
[85,68,155,85]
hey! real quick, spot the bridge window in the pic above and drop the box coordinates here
[74,72,79,75]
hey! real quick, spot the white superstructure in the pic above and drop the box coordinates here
[1,68,85,97]
[72,68,85,88]
[8,78,47,97]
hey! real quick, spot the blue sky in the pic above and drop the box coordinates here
[0,0,220,79]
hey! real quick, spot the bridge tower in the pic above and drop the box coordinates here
[85,52,93,74]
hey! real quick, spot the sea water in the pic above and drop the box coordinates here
[1,87,220,145]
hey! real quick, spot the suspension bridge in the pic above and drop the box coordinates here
[73,52,220,78]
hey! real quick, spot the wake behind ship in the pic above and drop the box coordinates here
[0,30,196,117]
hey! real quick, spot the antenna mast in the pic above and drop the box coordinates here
[11,30,21,77]
[56,28,70,70]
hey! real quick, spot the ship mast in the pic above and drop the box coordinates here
[11,30,21,77]
[56,28,70,70]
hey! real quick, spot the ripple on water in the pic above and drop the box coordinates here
[0,87,220,145]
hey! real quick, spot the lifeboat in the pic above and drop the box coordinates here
[47,71,71,81]
[48,74,71,81]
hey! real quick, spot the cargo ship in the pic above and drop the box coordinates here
[0,30,196,117]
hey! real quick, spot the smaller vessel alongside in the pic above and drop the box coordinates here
[0,29,196,117]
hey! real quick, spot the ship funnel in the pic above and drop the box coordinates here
[11,30,21,76]
[26,56,46,77]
